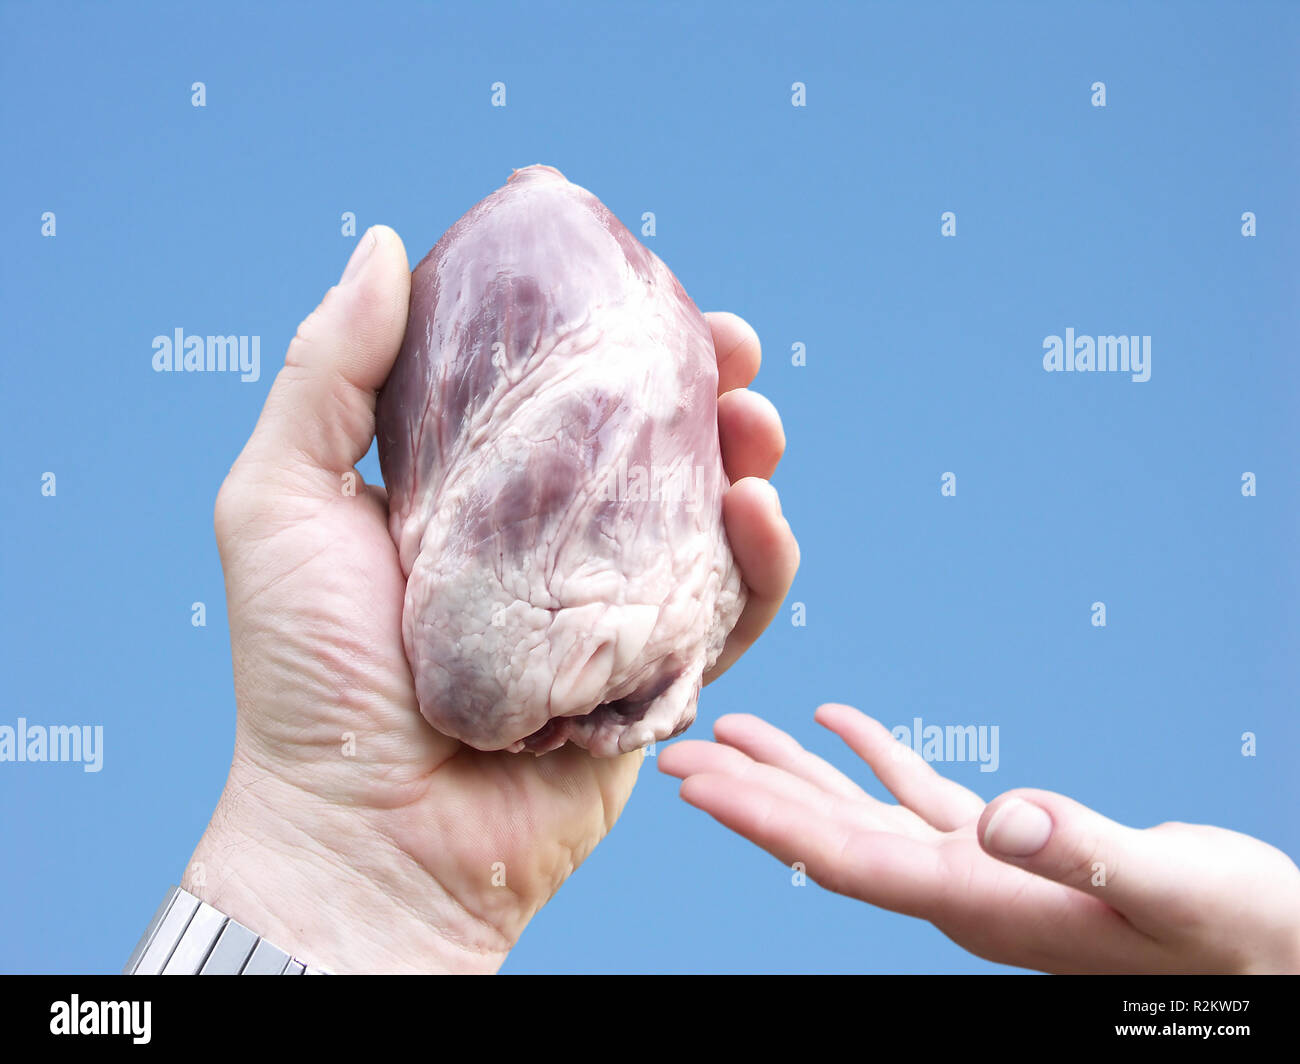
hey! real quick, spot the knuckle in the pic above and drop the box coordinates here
[1057,833,1105,887]
[285,304,328,369]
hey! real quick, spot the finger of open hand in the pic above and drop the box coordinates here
[661,737,928,839]
[709,713,867,801]
[977,789,1195,937]
[815,703,985,831]
[677,772,951,918]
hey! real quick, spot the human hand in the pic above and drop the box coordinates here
[183,226,798,973]
[659,704,1300,973]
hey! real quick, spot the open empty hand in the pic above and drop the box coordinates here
[659,703,1300,973]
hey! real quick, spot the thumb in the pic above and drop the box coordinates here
[243,225,411,481]
[978,789,1174,921]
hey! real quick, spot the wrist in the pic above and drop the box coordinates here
[182,754,510,974]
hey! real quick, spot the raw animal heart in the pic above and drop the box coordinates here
[376,165,745,756]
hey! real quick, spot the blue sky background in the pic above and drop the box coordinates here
[2,0,1296,974]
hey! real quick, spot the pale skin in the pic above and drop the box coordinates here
[182,225,1295,977]
[658,704,1300,973]
[182,225,799,973]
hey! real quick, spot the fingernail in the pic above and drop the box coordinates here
[982,798,1053,857]
[340,227,377,286]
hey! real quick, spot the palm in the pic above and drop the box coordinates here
[906,823,1128,972]
[220,471,640,945]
